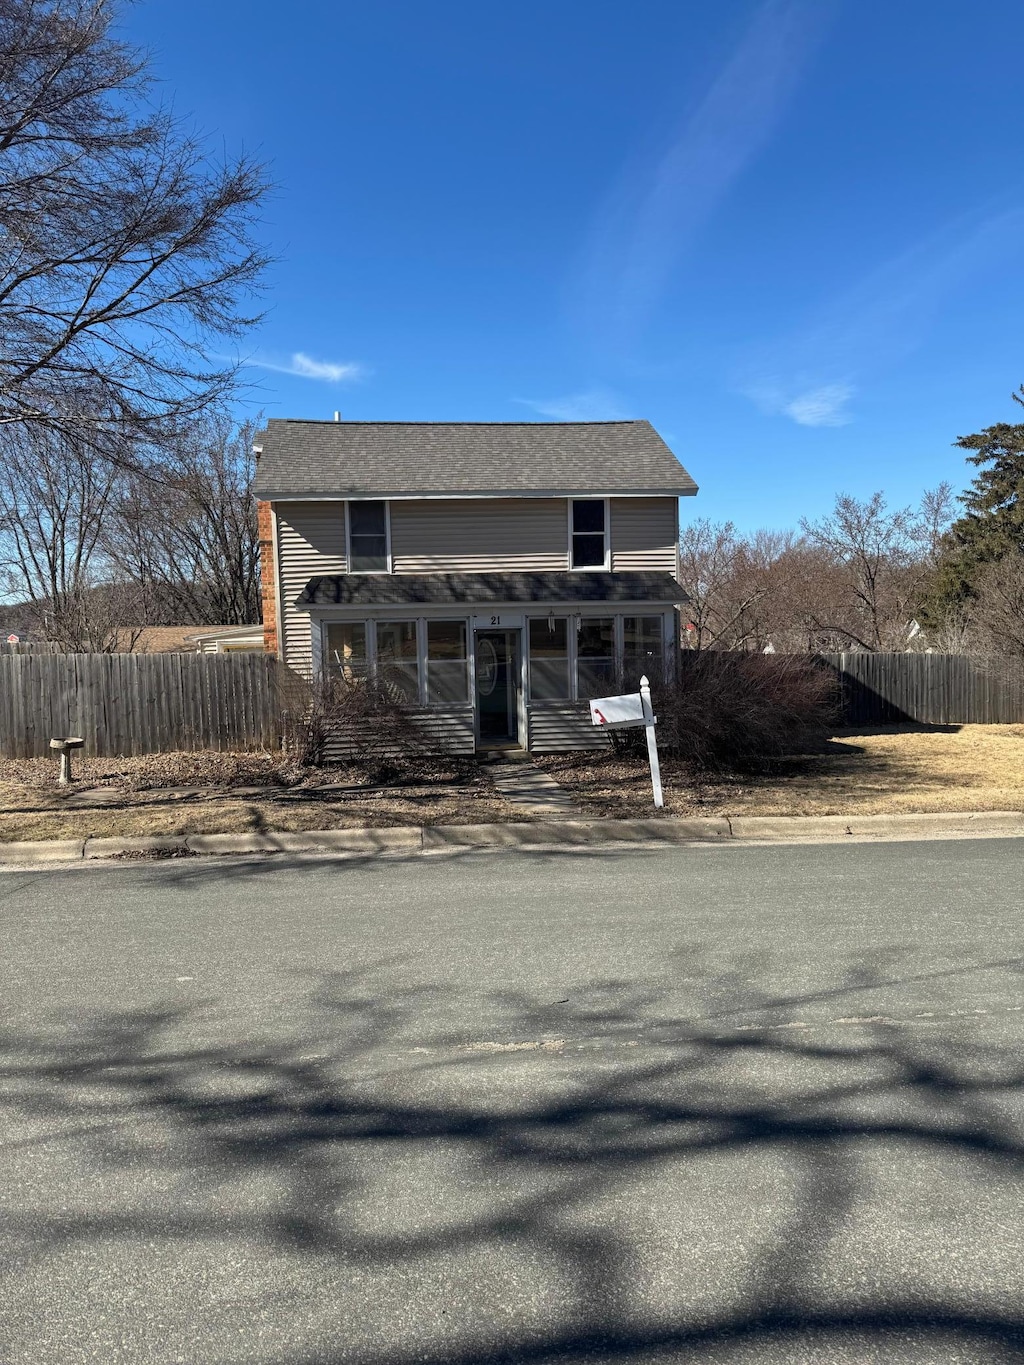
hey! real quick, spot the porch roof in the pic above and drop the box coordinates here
[295,571,688,608]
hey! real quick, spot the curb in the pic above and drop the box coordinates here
[1,811,1023,867]
[727,812,1024,842]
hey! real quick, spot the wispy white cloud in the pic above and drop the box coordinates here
[739,207,1024,426]
[746,380,854,427]
[576,0,834,351]
[516,389,631,421]
[246,352,365,384]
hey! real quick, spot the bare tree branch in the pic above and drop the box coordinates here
[0,0,270,455]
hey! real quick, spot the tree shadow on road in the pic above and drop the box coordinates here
[3,960,1024,1362]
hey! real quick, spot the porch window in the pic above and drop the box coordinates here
[375,620,420,702]
[570,499,607,569]
[528,616,570,700]
[325,622,368,680]
[348,500,389,572]
[622,616,664,686]
[426,621,469,704]
[576,616,616,698]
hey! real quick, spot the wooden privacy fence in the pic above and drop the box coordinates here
[678,651,1024,727]
[814,652,1024,726]
[0,652,300,757]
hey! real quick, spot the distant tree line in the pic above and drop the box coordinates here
[0,409,260,650]
[679,387,1024,659]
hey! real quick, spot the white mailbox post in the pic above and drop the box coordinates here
[588,675,663,808]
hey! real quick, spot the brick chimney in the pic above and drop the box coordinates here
[257,500,279,656]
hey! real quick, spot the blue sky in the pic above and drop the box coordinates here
[123,0,1024,531]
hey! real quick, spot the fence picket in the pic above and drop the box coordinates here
[0,653,295,756]
[678,651,1024,728]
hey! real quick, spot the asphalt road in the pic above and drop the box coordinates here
[3,839,1024,1364]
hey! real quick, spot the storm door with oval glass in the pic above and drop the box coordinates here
[474,629,521,746]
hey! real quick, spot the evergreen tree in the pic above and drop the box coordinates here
[928,386,1024,616]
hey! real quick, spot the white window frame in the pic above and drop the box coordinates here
[424,618,471,708]
[345,499,392,574]
[525,614,572,703]
[567,497,611,572]
[321,616,475,707]
[373,617,422,703]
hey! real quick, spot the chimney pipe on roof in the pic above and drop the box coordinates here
[333,411,341,422]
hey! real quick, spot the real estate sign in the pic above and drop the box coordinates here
[589,676,663,808]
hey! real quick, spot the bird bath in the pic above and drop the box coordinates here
[50,737,85,786]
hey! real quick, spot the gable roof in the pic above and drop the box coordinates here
[253,419,698,500]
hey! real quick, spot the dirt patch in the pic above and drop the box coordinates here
[534,725,1024,819]
[0,751,522,841]
[0,750,478,793]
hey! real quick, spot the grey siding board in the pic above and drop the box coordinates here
[391,499,568,573]
[611,497,677,573]
[323,706,475,760]
[528,701,609,753]
[276,502,347,675]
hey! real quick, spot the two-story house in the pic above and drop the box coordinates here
[254,419,697,753]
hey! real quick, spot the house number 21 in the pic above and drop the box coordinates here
[489,615,501,626]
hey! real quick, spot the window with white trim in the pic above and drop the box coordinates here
[375,620,420,702]
[325,622,368,680]
[348,500,389,572]
[528,617,570,700]
[570,499,608,569]
[576,616,616,698]
[622,615,664,686]
[426,621,469,704]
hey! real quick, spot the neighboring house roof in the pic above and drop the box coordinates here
[254,420,698,500]
[185,625,263,644]
[112,626,199,653]
[296,571,688,608]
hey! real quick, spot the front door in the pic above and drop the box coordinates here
[475,630,520,745]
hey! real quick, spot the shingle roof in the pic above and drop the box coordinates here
[296,571,688,608]
[254,420,697,499]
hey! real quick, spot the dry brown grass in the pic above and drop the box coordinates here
[0,750,521,841]
[535,725,1024,820]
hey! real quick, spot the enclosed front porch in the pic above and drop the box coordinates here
[295,571,685,754]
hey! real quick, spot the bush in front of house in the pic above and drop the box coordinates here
[612,653,839,771]
[284,670,430,769]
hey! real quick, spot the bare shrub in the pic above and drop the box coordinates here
[969,550,1024,660]
[611,654,839,771]
[283,672,429,772]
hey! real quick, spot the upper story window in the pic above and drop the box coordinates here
[348,500,390,572]
[570,498,608,569]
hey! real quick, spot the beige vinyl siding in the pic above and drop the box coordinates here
[528,701,609,752]
[324,706,475,760]
[391,499,568,573]
[610,497,678,573]
[276,502,346,674]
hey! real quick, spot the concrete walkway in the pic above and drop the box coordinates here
[482,756,581,815]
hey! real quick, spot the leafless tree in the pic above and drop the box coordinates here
[968,550,1024,659]
[799,489,952,651]
[104,410,261,625]
[0,422,143,649]
[0,0,269,455]
[678,520,759,649]
[679,488,955,655]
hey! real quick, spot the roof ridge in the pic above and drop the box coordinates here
[273,418,646,427]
